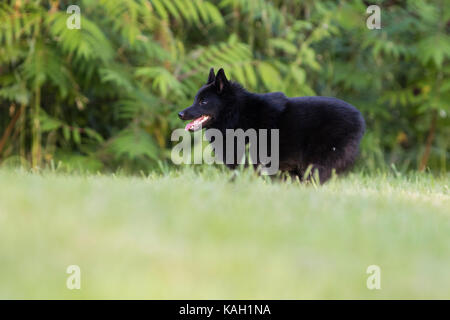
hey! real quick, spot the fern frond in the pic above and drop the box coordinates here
[109,128,159,160]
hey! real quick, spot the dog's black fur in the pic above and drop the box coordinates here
[179,68,365,183]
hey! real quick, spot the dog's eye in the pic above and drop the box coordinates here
[200,100,208,105]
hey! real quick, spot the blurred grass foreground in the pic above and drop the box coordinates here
[0,169,449,299]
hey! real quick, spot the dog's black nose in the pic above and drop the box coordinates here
[178,111,185,119]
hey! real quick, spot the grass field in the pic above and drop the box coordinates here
[0,168,449,299]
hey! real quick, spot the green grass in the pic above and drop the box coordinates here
[0,168,449,299]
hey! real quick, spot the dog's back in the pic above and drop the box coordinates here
[277,96,365,181]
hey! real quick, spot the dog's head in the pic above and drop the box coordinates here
[178,68,234,132]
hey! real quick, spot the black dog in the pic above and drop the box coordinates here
[178,68,365,183]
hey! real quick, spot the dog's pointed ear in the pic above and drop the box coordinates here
[215,68,229,94]
[206,68,215,84]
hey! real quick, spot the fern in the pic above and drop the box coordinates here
[0,0,447,172]
[109,128,159,160]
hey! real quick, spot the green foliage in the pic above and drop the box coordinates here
[0,0,448,173]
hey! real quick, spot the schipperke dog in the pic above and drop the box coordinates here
[178,68,365,183]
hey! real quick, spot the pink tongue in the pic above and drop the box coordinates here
[185,115,208,131]
[185,121,195,131]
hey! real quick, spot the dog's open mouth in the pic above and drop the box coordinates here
[185,115,211,132]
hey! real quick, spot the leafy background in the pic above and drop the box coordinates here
[0,0,449,174]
